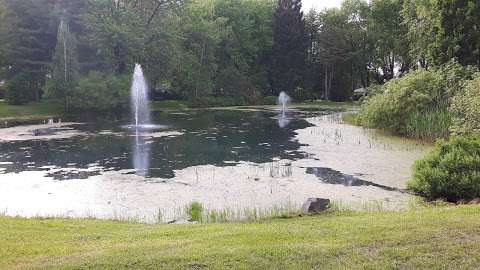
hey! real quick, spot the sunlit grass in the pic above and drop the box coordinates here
[0,99,64,120]
[1,205,479,269]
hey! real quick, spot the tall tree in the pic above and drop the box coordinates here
[436,0,480,67]
[369,0,410,82]
[269,0,308,95]
[0,0,57,101]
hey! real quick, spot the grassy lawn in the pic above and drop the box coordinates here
[1,205,479,269]
[0,100,63,120]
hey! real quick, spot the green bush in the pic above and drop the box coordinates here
[290,87,318,102]
[69,71,130,113]
[450,75,480,135]
[357,69,445,135]
[263,96,278,105]
[5,72,34,105]
[407,135,480,202]
[188,96,259,108]
[186,201,203,222]
[439,59,478,100]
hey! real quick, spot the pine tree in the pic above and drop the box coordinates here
[269,0,308,95]
[0,0,57,101]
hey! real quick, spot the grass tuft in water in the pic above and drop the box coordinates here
[186,202,203,222]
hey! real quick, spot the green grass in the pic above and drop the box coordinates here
[344,108,452,141]
[1,205,479,269]
[0,99,64,120]
[405,108,452,141]
[150,100,189,110]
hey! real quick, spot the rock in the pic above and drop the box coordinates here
[302,198,330,213]
[468,198,480,205]
[32,128,55,136]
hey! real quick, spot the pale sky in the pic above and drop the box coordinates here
[302,0,343,11]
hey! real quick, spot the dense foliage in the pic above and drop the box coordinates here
[355,62,477,140]
[5,72,35,105]
[450,76,480,135]
[68,72,130,113]
[356,69,445,139]
[0,0,479,111]
[408,136,480,202]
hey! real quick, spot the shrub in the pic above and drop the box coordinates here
[357,69,445,135]
[439,59,478,100]
[5,72,34,105]
[407,135,480,202]
[188,96,259,108]
[186,201,203,222]
[215,66,255,97]
[450,75,480,135]
[69,72,130,113]
[263,96,278,105]
[290,87,317,102]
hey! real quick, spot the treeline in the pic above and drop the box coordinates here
[0,0,479,110]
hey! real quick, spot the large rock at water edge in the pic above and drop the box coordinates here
[302,198,330,213]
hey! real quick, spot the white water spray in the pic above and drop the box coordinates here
[277,91,291,128]
[278,91,291,111]
[131,64,151,127]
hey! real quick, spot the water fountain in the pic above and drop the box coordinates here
[278,91,291,111]
[128,64,160,176]
[131,64,151,128]
[277,91,291,128]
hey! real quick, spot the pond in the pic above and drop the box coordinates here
[0,107,431,223]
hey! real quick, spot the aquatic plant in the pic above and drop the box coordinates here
[186,201,203,222]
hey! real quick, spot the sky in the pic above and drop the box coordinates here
[302,0,343,11]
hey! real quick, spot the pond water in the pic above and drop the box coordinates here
[0,107,431,222]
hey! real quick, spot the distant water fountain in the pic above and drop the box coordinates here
[278,91,291,110]
[128,64,158,176]
[131,64,151,128]
[277,91,291,128]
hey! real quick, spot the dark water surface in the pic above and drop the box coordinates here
[0,109,328,180]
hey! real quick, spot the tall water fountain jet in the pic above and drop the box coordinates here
[131,64,151,127]
[277,91,291,128]
[130,64,151,176]
[278,91,291,111]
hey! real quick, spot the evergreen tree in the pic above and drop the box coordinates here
[269,0,308,95]
[0,0,57,101]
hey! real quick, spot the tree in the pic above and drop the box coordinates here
[213,0,274,95]
[0,0,57,101]
[84,0,185,75]
[369,0,410,82]
[402,0,440,69]
[436,0,480,67]
[269,0,308,95]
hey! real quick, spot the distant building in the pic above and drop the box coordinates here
[353,87,366,95]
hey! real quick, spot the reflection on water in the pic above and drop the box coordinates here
[133,129,151,176]
[277,110,290,128]
[305,167,402,192]
[0,109,318,179]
